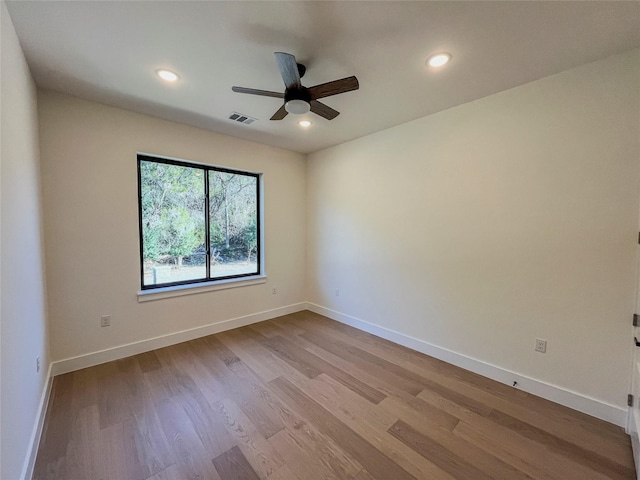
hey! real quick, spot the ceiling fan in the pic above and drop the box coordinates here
[232,52,359,121]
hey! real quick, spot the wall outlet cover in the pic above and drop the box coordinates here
[535,338,547,353]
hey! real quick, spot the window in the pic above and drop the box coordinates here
[137,154,261,290]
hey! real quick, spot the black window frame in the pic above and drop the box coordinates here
[137,153,261,290]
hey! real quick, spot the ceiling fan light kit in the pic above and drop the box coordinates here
[285,99,310,115]
[232,52,359,121]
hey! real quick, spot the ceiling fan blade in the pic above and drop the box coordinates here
[310,100,340,120]
[232,86,284,98]
[309,76,359,100]
[270,104,288,120]
[274,52,302,90]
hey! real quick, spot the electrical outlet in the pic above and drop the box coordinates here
[335,289,340,297]
[101,315,111,327]
[36,357,40,373]
[272,287,277,295]
[535,338,547,353]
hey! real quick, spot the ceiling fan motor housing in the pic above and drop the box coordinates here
[284,87,311,103]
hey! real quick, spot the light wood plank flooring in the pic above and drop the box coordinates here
[34,311,635,479]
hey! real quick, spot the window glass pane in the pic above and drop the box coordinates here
[208,171,258,278]
[140,161,206,286]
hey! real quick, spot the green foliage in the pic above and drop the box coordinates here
[141,161,205,263]
[243,217,258,261]
[141,160,258,266]
[208,170,257,260]
[162,207,201,258]
[142,225,161,261]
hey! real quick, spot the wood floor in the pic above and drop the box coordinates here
[34,311,635,480]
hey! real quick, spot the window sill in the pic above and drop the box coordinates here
[137,275,267,302]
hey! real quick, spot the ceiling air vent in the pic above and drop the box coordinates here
[228,112,256,125]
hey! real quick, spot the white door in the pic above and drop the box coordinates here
[629,235,640,479]
[631,354,640,478]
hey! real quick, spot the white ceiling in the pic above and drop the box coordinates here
[6,1,640,154]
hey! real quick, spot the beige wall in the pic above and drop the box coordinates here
[1,2,50,478]
[307,50,640,410]
[38,91,306,362]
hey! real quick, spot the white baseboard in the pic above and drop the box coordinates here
[21,362,53,480]
[47,301,627,428]
[51,303,307,376]
[306,302,627,428]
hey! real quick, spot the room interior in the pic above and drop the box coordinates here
[2,1,640,479]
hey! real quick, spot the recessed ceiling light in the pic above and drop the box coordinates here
[156,69,179,82]
[426,53,451,68]
[298,120,312,128]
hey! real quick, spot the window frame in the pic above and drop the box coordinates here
[137,153,262,291]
